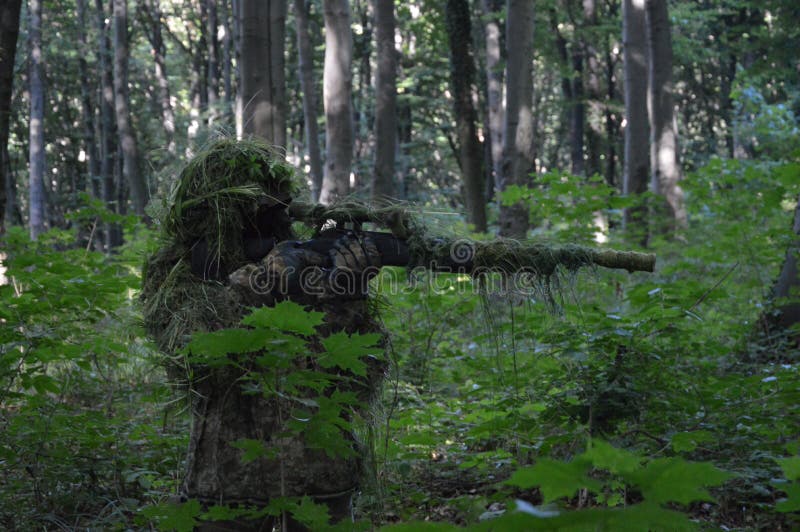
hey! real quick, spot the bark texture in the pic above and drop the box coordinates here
[142,0,175,153]
[206,0,219,112]
[239,0,287,146]
[294,0,324,201]
[371,0,398,203]
[112,0,148,216]
[445,0,487,232]
[500,0,535,238]
[645,0,685,227]
[76,0,101,198]
[0,0,22,230]
[622,0,649,229]
[582,0,602,178]
[319,0,354,205]
[28,0,46,239]
[482,0,504,198]
[96,0,121,248]
[769,193,800,339]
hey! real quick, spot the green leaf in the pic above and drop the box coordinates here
[242,301,324,336]
[773,481,800,512]
[185,328,272,362]
[289,496,331,530]
[584,440,642,474]
[777,456,800,481]
[505,458,600,503]
[230,438,271,464]
[626,457,731,505]
[141,500,202,532]
[670,431,714,453]
[319,332,382,377]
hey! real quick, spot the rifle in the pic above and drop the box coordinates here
[190,202,656,280]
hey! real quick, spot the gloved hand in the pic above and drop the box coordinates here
[326,232,382,299]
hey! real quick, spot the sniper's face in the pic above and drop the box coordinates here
[243,196,294,243]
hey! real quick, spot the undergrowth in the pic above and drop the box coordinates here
[1,155,799,530]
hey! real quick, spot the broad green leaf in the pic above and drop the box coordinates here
[230,438,271,464]
[670,431,714,453]
[584,440,642,474]
[777,456,800,481]
[319,332,382,377]
[773,481,800,512]
[185,328,272,362]
[626,457,731,505]
[505,458,600,503]
[142,499,202,532]
[242,301,324,336]
[289,496,331,530]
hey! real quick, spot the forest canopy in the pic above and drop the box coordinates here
[0,0,799,530]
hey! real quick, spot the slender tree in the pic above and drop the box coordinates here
[645,0,685,227]
[28,0,46,239]
[482,0,504,197]
[582,0,602,177]
[500,0,535,238]
[206,0,220,113]
[96,0,121,248]
[445,0,487,232]
[622,0,649,231]
[371,0,398,203]
[76,0,101,199]
[112,0,148,216]
[294,0,324,201]
[239,0,286,146]
[570,33,585,176]
[319,0,354,204]
[141,0,176,153]
[221,0,233,109]
[0,0,22,230]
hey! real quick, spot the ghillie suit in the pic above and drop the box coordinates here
[141,138,384,528]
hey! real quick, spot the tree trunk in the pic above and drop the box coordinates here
[500,0,535,238]
[232,0,243,135]
[0,0,22,232]
[445,0,487,232]
[240,0,286,146]
[645,0,685,228]
[206,0,220,115]
[768,192,800,341]
[603,27,618,188]
[112,0,148,216]
[96,0,121,249]
[76,0,101,198]
[582,0,602,178]
[371,0,398,203]
[28,0,46,239]
[319,0,354,204]
[570,45,585,176]
[482,0,504,200]
[622,0,648,232]
[221,0,233,110]
[294,0,324,202]
[142,0,176,153]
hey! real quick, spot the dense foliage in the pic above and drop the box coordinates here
[1,0,799,530]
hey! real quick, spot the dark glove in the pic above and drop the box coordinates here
[326,233,382,299]
[229,241,326,298]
